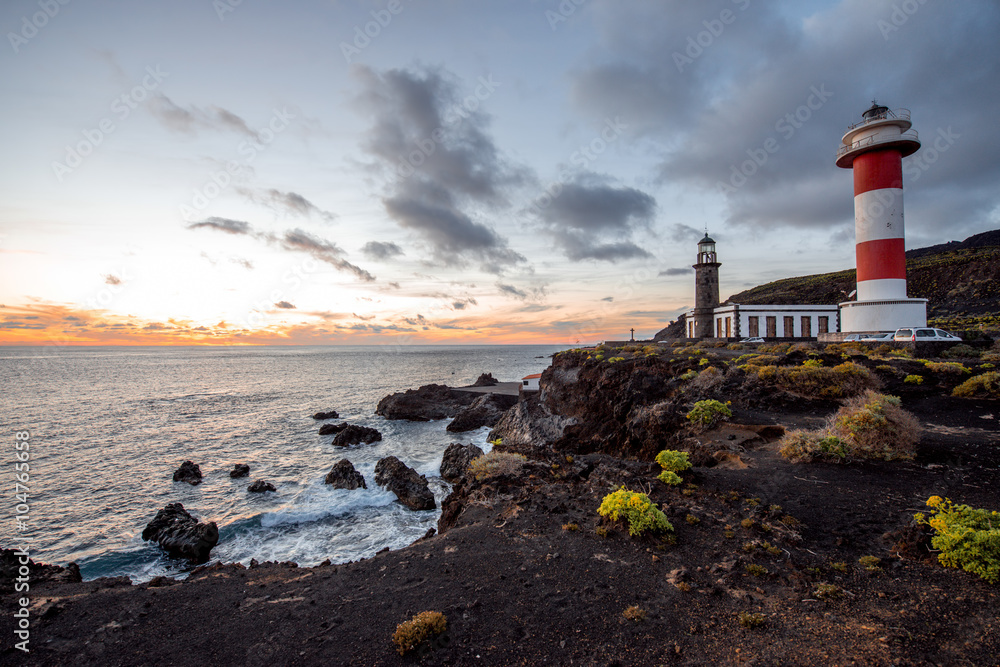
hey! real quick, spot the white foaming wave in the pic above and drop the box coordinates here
[259,481,398,528]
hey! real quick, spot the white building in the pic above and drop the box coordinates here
[686,303,839,339]
[521,373,541,391]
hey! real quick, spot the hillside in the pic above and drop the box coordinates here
[719,229,1000,335]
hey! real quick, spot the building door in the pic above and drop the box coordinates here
[716,319,722,338]
[725,317,731,337]
[801,316,812,338]
[748,316,759,337]
[766,316,776,337]
[783,316,795,338]
[818,316,829,334]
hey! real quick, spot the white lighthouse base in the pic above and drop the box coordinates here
[839,298,927,333]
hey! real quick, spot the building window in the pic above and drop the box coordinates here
[748,316,759,337]
[766,316,777,337]
[818,316,829,334]
[783,316,795,338]
[801,316,812,338]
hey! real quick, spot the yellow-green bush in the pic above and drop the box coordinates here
[779,391,919,462]
[598,488,673,536]
[392,611,447,655]
[655,449,692,485]
[467,451,527,481]
[952,371,1000,398]
[904,374,924,385]
[686,399,733,429]
[924,361,971,375]
[942,344,982,359]
[916,496,1000,584]
[746,361,875,398]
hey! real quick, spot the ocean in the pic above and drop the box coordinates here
[0,344,568,582]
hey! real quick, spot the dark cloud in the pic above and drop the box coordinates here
[451,297,477,310]
[187,217,252,235]
[576,0,1000,241]
[353,65,531,272]
[532,176,656,262]
[188,219,375,282]
[274,301,296,309]
[361,241,405,261]
[231,257,254,270]
[148,95,258,138]
[601,296,614,302]
[238,187,336,222]
[496,282,546,302]
[659,267,693,276]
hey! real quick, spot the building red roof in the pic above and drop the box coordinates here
[522,373,542,380]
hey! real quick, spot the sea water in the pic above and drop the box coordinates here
[0,345,568,582]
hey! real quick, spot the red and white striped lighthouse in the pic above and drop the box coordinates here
[835,102,927,332]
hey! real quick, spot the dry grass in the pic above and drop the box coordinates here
[392,611,447,655]
[467,451,528,481]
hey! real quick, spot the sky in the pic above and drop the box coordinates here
[1,0,998,346]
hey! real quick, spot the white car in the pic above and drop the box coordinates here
[893,327,962,342]
[859,332,894,341]
[741,337,765,343]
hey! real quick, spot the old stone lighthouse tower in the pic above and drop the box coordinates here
[692,233,720,338]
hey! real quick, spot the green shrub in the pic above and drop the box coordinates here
[656,450,692,473]
[802,358,823,368]
[858,555,882,572]
[904,374,924,385]
[392,611,447,655]
[679,370,698,381]
[745,361,875,398]
[745,564,768,576]
[916,496,1000,583]
[607,356,626,363]
[686,399,733,429]
[598,488,673,537]
[942,344,981,359]
[738,612,767,629]
[814,583,842,599]
[778,431,847,462]
[623,605,646,622]
[467,451,527,481]
[952,371,1000,398]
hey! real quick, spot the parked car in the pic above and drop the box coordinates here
[843,334,865,341]
[741,337,765,343]
[893,327,962,342]
[859,332,894,341]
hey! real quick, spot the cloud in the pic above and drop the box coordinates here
[238,187,336,222]
[451,297,478,310]
[148,94,258,138]
[103,275,122,286]
[575,0,1000,240]
[353,64,531,272]
[601,296,614,302]
[188,219,375,282]
[274,301,296,309]
[659,267,693,276]
[496,282,546,302]
[361,241,405,261]
[532,175,656,262]
[187,217,252,235]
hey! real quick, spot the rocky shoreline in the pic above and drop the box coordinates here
[2,342,999,665]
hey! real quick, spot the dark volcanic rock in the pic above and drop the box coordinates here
[447,393,518,432]
[374,456,435,511]
[0,548,81,592]
[141,503,219,563]
[375,384,476,421]
[472,373,499,387]
[248,480,276,493]
[332,424,382,447]
[230,464,250,478]
[319,422,349,436]
[324,459,367,490]
[172,460,203,485]
[439,443,484,482]
[312,410,340,420]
